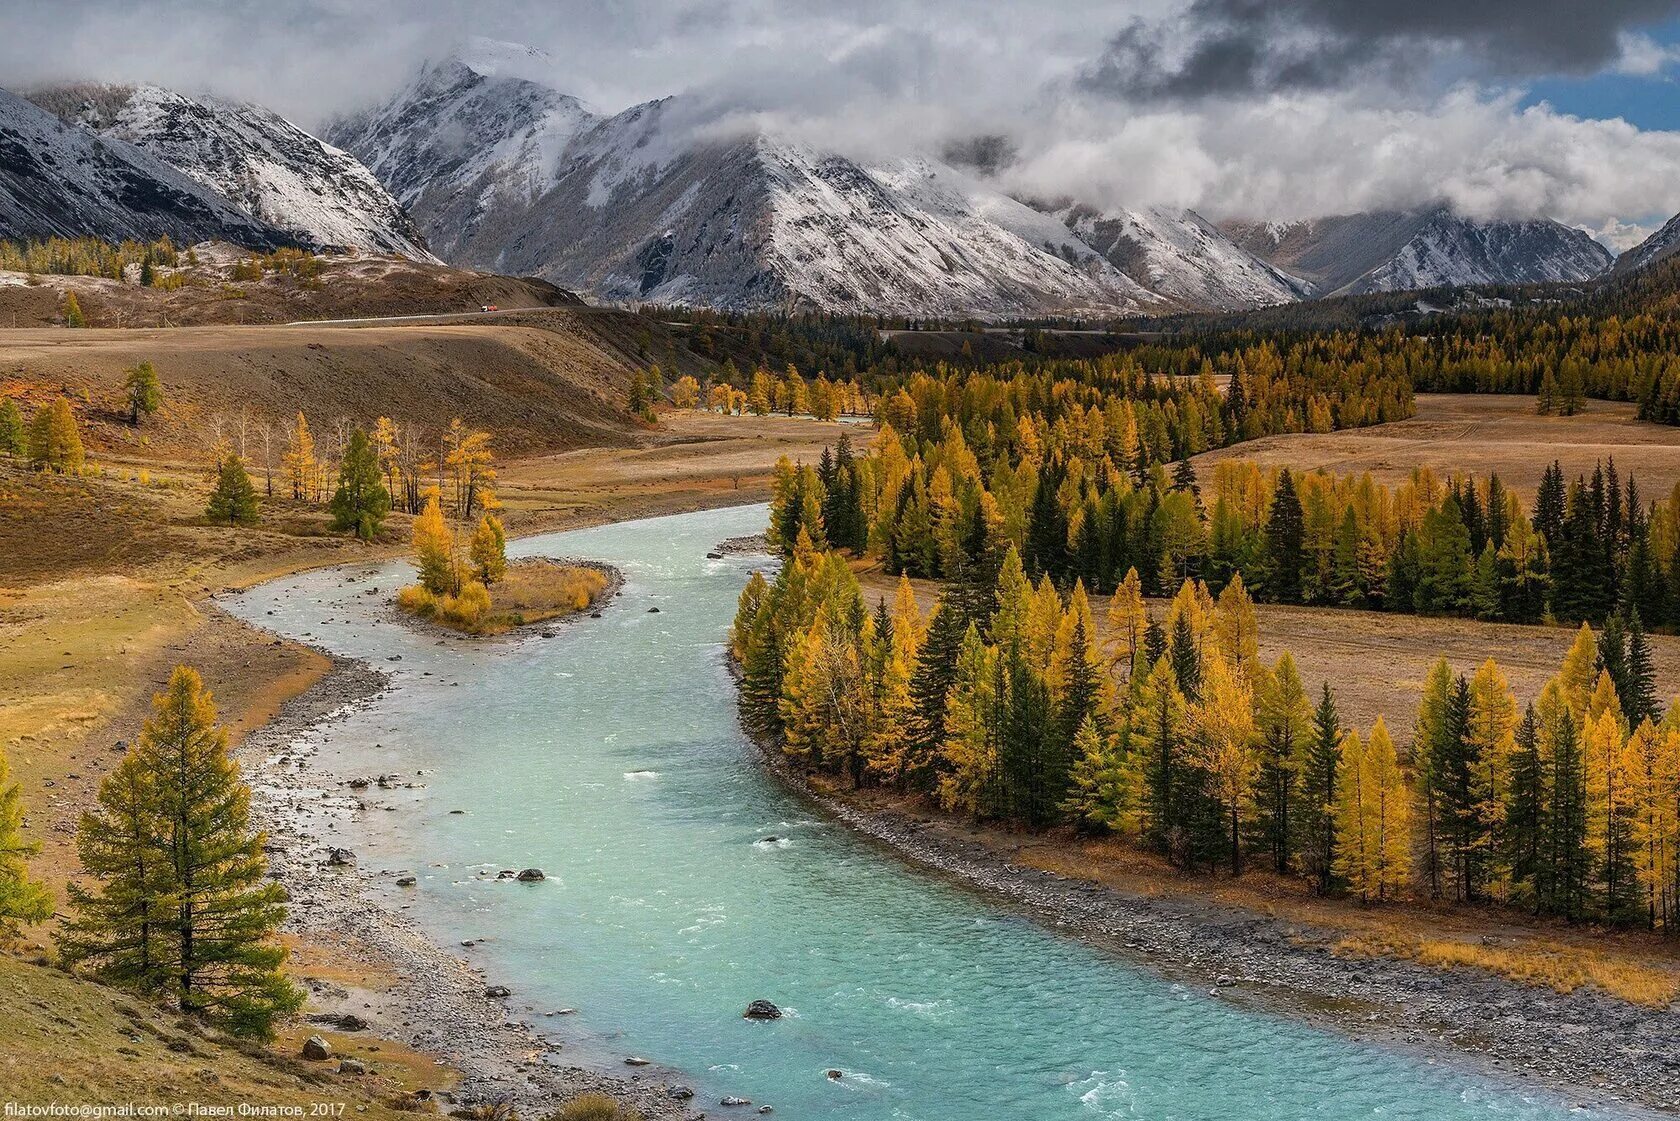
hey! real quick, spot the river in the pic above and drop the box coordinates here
[225,505,1625,1120]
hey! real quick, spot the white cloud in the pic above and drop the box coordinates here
[2,0,1679,234]
[1613,31,1680,76]
[1000,86,1680,228]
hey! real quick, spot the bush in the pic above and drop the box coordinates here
[549,1096,640,1121]
[396,580,492,630]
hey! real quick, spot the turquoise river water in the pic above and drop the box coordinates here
[225,505,1624,1120]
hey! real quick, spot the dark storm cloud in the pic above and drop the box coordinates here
[1083,0,1680,101]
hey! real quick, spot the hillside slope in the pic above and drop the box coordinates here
[0,245,581,329]
[0,310,707,460]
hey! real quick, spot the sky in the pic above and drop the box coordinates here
[5,0,1680,248]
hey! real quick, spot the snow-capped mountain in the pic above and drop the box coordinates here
[1612,210,1680,276]
[1224,209,1611,297]
[29,83,434,260]
[328,44,1302,317]
[0,86,284,247]
[1055,203,1311,306]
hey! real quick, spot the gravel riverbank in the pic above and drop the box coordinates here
[757,749,1680,1117]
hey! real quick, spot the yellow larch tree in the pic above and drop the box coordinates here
[1187,651,1257,873]
[939,625,999,816]
[1213,573,1259,677]
[1622,719,1680,930]
[282,412,317,501]
[1464,658,1518,898]
[1105,567,1148,679]
[1365,716,1411,900]
[1333,729,1372,898]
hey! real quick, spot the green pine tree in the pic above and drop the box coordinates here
[123,361,162,426]
[329,428,392,541]
[0,397,24,456]
[206,456,260,526]
[0,744,51,930]
[58,667,301,1036]
[1296,682,1341,894]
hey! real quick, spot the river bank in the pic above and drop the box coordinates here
[234,629,697,1118]
[755,749,1680,1115]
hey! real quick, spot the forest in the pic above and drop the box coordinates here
[732,535,1679,929]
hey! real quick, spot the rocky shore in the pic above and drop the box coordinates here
[757,751,1680,1116]
[240,647,696,1119]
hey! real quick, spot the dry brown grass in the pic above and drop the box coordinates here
[397,560,611,635]
[0,952,433,1112]
[492,560,611,623]
[1336,929,1680,1007]
[1191,393,1680,501]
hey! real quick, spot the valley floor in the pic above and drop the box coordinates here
[0,406,844,1112]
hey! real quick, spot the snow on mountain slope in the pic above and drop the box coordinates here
[31,83,434,260]
[1350,213,1609,294]
[333,48,1305,316]
[0,86,285,247]
[326,49,593,261]
[1612,210,1680,276]
[1057,204,1309,307]
[1225,209,1610,296]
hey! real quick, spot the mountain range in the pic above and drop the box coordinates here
[3,40,1678,318]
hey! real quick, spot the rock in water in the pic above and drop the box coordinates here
[721,1097,753,1107]
[326,847,356,867]
[485,985,511,999]
[666,1086,694,1101]
[515,868,545,882]
[826,1069,844,1081]
[301,1035,333,1061]
[743,999,782,1020]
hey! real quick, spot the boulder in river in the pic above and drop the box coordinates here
[326,847,356,867]
[301,1035,333,1061]
[624,1056,651,1067]
[666,1086,694,1101]
[721,1097,752,1107]
[743,999,782,1020]
[826,1069,844,1081]
[485,985,511,999]
[396,876,417,887]
[515,868,545,882]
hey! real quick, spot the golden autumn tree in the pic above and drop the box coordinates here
[281,412,317,501]
[1187,651,1257,873]
[938,624,999,816]
[1105,567,1149,679]
[1622,719,1680,929]
[411,490,459,596]
[469,512,508,586]
[28,397,85,473]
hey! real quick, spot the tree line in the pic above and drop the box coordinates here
[774,410,1678,629]
[732,534,1680,929]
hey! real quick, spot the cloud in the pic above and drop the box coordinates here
[1081,0,1680,102]
[2,0,1680,235]
[1613,30,1680,75]
[1003,87,1680,230]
